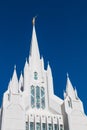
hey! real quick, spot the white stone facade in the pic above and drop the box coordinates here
[0,19,87,130]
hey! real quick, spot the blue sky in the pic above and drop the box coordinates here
[0,0,87,114]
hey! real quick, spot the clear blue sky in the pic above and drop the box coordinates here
[0,0,87,114]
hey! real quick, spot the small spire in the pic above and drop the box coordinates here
[11,66,18,93]
[14,65,16,70]
[32,16,37,25]
[75,87,78,99]
[67,72,69,78]
[66,74,75,99]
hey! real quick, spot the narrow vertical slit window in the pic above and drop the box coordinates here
[68,97,72,108]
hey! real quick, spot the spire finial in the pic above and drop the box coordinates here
[32,16,37,25]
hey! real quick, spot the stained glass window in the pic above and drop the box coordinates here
[31,86,45,109]
[36,86,40,108]
[31,86,35,108]
[41,87,45,109]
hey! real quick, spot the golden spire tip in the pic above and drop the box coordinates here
[32,16,37,25]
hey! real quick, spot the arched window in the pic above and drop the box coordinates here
[36,86,40,109]
[34,72,38,80]
[31,85,35,108]
[41,87,45,109]
[31,86,45,109]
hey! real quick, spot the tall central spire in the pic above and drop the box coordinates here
[29,17,40,61]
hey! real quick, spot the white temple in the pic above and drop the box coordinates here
[0,18,87,130]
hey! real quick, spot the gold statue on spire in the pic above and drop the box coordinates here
[32,16,37,25]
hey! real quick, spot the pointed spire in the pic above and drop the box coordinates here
[47,62,54,94]
[19,71,24,92]
[75,87,78,99]
[64,90,66,99]
[24,58,28,68]
[11,65,18,93]
[29,17,40,61]
[66,73,75,99]
[41,56,44,69]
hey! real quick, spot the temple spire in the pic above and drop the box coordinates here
[29,17,40,60]
[66,73,75,99]
[11,65,18,93]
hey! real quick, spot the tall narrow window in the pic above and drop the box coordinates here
[36,86,40,109]
[60,124,63,130]
[36,123,40,130]
[41,87,45,109]
[31,86,35,108]
[30,122,34,130]
[26,122,29,130]
[42,123,46,130]
[68,98,72,108]
[48,124,52,130]
[54,124,58,130]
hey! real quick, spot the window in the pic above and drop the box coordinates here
[31,86,35,108]
[54,124,58,130]
[30,122,34,130]
[34,72,38,80]
[41,87,45,109]
[68,98,72,108]
[60,124,63,130]
[36,86,40,109]
[42,123,46,130]
[26,122,29,130]
[48,124,52,130]
[31,86,45,109]
[36,123,40,130]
